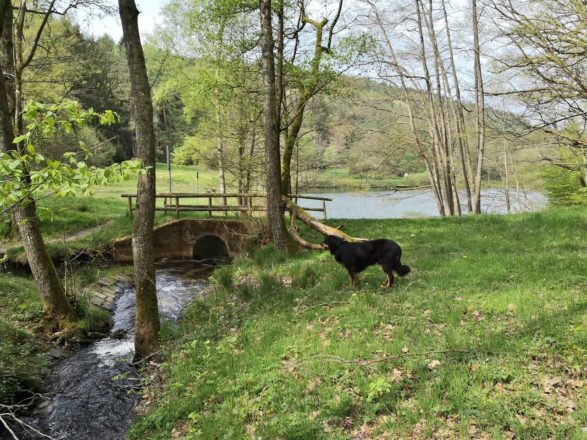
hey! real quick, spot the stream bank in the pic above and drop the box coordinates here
[1,264,209,440]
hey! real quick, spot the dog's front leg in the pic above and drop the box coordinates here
[349,272,358,287]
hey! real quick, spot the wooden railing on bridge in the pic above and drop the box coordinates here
[121,192,332,220]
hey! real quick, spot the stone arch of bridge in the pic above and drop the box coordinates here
[113,219,250,263]
[192,234,230,262]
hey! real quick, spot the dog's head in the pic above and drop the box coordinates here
[322,235,345,253]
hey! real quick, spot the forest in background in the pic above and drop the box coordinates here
[7,0,586,210]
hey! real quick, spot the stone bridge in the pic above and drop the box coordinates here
[112,219,253,263]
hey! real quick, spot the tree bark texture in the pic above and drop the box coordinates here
[259,0,288,248]
[13,203,75,319]
[118,0,160,361]
[472,0,485,214]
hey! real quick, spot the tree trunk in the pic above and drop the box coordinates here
[259,0,288,248]
[440,0,474,213]
[415,0,447,216]
[118,0,160,362]
[472,0,486,214]
[13,202,74,320]
[245,127,256,193]
[281,90,306,195]
[0,95,72,323]
[217,138,226,194]
[503,140,511,213]
[0,0,14,119]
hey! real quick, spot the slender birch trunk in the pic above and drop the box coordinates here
[472,0,486,213]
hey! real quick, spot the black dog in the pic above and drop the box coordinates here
[322,235,410,288]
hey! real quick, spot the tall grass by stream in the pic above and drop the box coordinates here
[129,207,587,439]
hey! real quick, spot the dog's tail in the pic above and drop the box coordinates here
[397,264,411,277]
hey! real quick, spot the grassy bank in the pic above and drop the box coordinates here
[0,263,128,404]
[130,207,587,439]
[0,276,46,403]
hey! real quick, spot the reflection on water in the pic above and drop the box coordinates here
[304,188,547,219]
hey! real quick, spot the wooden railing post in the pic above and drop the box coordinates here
[175,196,180,219]
[208,195,213,217]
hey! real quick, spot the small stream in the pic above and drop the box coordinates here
[7,266,208,440]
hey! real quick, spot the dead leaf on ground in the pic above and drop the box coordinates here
[390,368,403,381]
[540,376,562,394]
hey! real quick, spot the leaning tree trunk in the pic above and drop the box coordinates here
[259,0,288,248]
[118,0,160,362]
[0,0,73,323]
[283,196,366,249]
[280,16,328,195]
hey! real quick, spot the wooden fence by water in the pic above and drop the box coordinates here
[121,193,331,219]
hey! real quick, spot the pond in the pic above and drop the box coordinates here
[304,188,547,219]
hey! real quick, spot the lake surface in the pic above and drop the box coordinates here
[304,188,547,219]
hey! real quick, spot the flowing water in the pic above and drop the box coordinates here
[6,267,208,440]
[304,188,547,219]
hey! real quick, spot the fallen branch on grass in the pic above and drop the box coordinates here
[283,196,367,249]
[304,349,499,367]
[294,300,351,313]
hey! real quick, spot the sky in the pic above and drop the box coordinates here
[75,0,166,41]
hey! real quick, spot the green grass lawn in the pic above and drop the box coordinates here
[129,207,587,439]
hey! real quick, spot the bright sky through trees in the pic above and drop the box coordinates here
[75,0,163,41]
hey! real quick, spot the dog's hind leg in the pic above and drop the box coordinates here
[381,265,395,288]
[349,272,358,287]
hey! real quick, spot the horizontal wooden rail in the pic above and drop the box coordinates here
[123,193,268,198]
[122,192,330,219]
